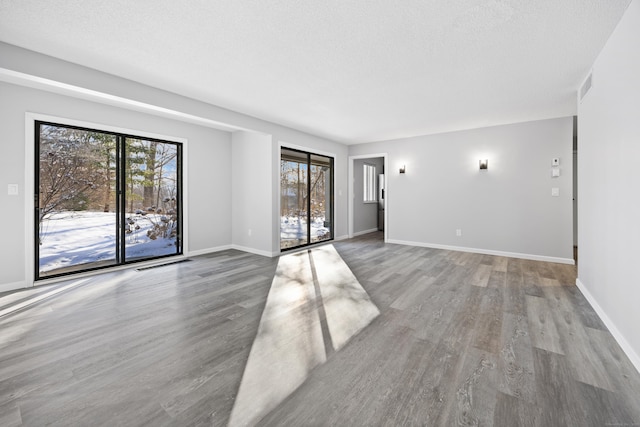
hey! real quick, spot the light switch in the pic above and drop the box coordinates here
[552,168,560,177]
[551,188,559,197]
[7,184,18,196]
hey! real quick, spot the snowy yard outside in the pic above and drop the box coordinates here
[39,212,329,274]
[39,211,178,274]
[280,215,330,247]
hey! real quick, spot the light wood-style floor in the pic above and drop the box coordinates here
[1,232,639,426]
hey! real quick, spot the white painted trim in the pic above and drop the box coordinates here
[25,114,35,288]
[0,281,28,293]
[352,228,379,237]
[25,112,190,287]
[231,245,277,258]
[334,234,349,241]
[383,155,388,243]
[387,239,575,265]
[181,138,190,258]
[187,245,233,257]
[348,153,388,242]
[576,278,640,374]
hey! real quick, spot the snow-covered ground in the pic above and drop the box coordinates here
[280,216,330,246]
[39,212,330,273]
[39,211,177,274]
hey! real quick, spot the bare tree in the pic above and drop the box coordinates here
[37,125,115,243]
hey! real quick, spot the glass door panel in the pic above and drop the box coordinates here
[310,154,332,244]
[124,138,180,261]
[280,149,309,249]
[37,124,118,277]
[280,148,333,251]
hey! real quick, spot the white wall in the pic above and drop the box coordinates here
[577,0,640,370]
[0,42,348,292]
[353,157,384,234]
[349,117,574,263]
[232,131,274,256]
[0,81,233,291]
[0,44,350,247]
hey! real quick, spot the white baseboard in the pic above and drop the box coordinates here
[187,245,232,257]
[190,244,278,258]
[352,228,379,237]
[231,237,351,258]
[0,280,28,294]
[231,245,277,258]
[576,278,640,374]
[387,239,575,265]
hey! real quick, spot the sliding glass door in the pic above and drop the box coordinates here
[280,148,333,250]
[123,138,180,262]
[35,121,182,279]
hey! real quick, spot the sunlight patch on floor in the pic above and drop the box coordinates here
[228,244,379,427]
[0,277,91,318]
[312,245,381,351]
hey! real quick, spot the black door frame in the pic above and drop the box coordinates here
[34,120,183,280]
[280,147,334,251]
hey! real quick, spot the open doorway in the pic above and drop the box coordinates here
[348,154,388,241]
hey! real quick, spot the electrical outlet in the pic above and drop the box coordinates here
[456,229,462,237]
[7,184,18,195]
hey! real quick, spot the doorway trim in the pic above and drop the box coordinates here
[348,153,388,242]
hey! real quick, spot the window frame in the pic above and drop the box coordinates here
[33,119,184,281]
[280,146,334,251]
[363,163,378,204]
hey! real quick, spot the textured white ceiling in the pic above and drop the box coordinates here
[0,0,632,143]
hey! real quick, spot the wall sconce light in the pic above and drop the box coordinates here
[399,165,406,174]
[479,159,488,170]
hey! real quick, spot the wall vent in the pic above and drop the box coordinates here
[579,71,593,102]
[136,258,191,271]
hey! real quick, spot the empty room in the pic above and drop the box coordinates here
[1,1,639,426]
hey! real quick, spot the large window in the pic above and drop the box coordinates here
[280,148,334,250]
[35,121,183,279]
[363,163,377,203]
